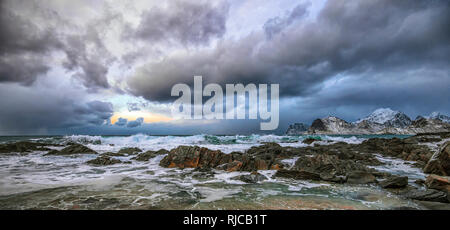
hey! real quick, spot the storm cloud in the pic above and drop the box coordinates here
[123,0,229,46]
[127,0,450,102]
[0,84,113,135]
[0,0,449,135]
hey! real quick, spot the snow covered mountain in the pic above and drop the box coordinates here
[286,108,450,135]
[355,108,412,128]
[427,112,450,124]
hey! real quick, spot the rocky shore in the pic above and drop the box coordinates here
[1,132,450,209]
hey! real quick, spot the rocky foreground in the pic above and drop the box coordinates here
[1,132,450,209]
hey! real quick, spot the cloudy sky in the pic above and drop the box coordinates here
[0,0,449,135]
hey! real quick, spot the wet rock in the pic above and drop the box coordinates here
[424,141,450,176]
[319,173,347,183]
[118,147,142,155]
[346,171,377,184]
[404,189,449,203]
[101,152,127,157]
[160,144,285,171]
[45,144,97,155]
[274,169,321,181]
[159,146,231,169]
[0,141,52,153]
[86,156,125,166]
[132,149,169,161]
[416,201,450,210]
[233,172,267,183]
[414,179,425,185]
[425,174,450,193]
[379,176,408,188]
[302,138,318,145]
[293,154,373,177]
[359,137,434,167]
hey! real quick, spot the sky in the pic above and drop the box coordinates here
[0,0,449,135]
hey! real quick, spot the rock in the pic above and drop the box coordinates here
[118,147,142,155]
[0,141,52,153]
[45,144,97,155]
[309,119,327,133]
[159,146,231,169]
[233,172,267,183]
[425,174,450,193]
[416,201,450,210]
[424,141,450,176]
[404,189,449,203]
[132,149,169,161]
[379,176,408,188]
[86,156,124,166]
[359,137,433,167]
[414,179,425,185]
[286,123,309,135]
[274,169,321,181]
[302,138,318,145]
[101,152,127,157]
[293,154,372,177]
[160,144,285,172]
[346,171,377,184]
[319,173,347,183]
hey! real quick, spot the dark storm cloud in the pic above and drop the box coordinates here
[0,0,114,89]
[123,0,229,46]
[0,0,61,85]
[127,0,450,102]
[126,117,144,128]
[0,85,113,134]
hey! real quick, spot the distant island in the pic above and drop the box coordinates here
[287,108,450,135]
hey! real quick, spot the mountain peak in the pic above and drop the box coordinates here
[427,111,450,123]
[357,108,399,124]
[355,108,412,128]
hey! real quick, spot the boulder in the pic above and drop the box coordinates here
[302,138,318,145]
[233,172,267,183]
[425,174,450,193]
[86,156,126,166]
[118,147,142,155]
[132,149,169,161]
[274,169,321,181]
[404,189,449,203]
[159,146,231,169]
[379,176,408,188]
[45,144,97,155]
[424,141,450,176]
[0,141,52,153]
[293,154,372,177]
[346,171,377,184]
[159,144,285,171]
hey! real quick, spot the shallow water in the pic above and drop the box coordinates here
[0,134,425,210]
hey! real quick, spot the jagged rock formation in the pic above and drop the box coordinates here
[287,108,450,135]
[286,123,309,135]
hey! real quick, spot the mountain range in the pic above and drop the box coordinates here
[286,108,450,135]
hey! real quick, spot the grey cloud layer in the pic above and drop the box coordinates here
[0,0,114,89]
[127,0,450,102]
[123,0,229,46]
